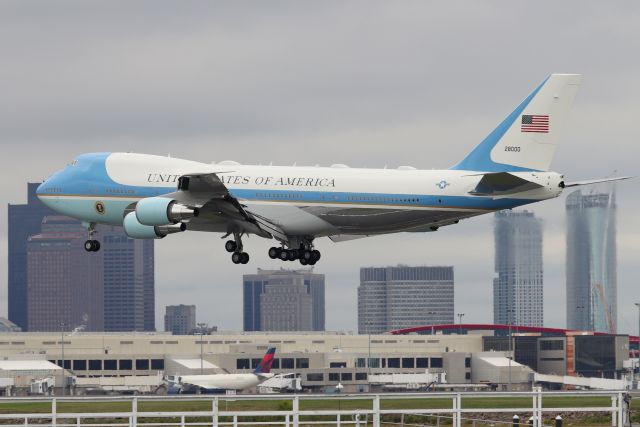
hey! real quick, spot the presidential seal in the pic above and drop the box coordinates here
[95,201,106,215]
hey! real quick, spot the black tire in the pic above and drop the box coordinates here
[279,250,289,261]
[303,250,313,261]
[225,240,237,253]
[299,258,308,265]
[312,250,321,262]
[240,252,250,264]
[84,240,94,252]
[231,252,242,264]
[92,241,101,252]
[287,250,298,261]
[268,247,279,259]
[308,259,316,266]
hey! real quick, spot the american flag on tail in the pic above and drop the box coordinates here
[521,115,549,133]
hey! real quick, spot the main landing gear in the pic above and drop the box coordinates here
[268,244,321,266]
[225,232,249,265]
[84,223,101,252]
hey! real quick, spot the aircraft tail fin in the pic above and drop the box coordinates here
[451,74,582,172]
[253,348,276,374]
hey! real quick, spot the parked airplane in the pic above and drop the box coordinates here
[169,348,276,393]
[36,74,630,264]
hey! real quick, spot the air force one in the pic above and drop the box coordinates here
[170,348,276,393]
[36,74,630,264]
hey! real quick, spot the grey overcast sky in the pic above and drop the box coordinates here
[0,1,638,333]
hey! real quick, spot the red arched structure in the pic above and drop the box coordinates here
[389,323,640,345]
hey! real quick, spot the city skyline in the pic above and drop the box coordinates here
[493,210,544,327]
[0,3,637,333]
[8,183,155,332]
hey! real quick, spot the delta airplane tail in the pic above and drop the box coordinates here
[253,347,276,375]
[452,74,582,173]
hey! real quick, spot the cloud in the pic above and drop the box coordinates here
[0,1,638,333]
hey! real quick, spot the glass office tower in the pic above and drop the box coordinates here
[493,210,544,327]
[566,189,617,333]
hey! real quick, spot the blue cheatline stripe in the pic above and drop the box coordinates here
[45,188,532,211]
[230,188,530,210]
[450,75,550,172]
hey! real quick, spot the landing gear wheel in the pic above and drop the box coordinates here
[311,250,321,262]
[225,240,237,253]
[279,250,289,261]
[287,250,298,261]
[302,250,313,261]
[84,240,100,252]
[231,252,242,264]
[240,252,250,264]
[299,258,308,265]
[268,247,280,259]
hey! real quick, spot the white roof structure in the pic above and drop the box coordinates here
[477,357,525,368]
[0,360,61,371]
[170,359,219,370]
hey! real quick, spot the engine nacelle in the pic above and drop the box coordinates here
[123,212,187,239]
[135,197,198,226]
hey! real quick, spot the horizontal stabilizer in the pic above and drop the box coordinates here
[469,172,543,196]
[562,176,633,188]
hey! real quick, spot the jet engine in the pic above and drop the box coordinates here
[135,197,198,226]
[123,212,186,239]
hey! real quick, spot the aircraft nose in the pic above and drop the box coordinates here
[36,181,46,198]
[35,174,62,208]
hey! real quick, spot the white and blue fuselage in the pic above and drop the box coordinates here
[36,151,563,238]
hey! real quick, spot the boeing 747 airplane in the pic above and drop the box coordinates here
[36,74,630,264]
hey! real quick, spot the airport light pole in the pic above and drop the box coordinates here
[505,308,516,392]
[457,313,465,334]
[508,319,512,391]
[635,303,640,380]
[368,323,371,378]
[60,322,65,396]
[197,322,208,375]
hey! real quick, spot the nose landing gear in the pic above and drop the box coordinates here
[84,222,101,252]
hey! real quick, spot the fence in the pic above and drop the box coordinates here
[0,389,631,427]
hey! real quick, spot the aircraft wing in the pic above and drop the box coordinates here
[160,173,275,238]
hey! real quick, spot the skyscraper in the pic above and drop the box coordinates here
[26,216,104,331]
[165,305,196,335]
[9,184,156,331]
[102,226,155,332]
[566,189,617,333]
[8,183,56,330]
[358,266,454,334]
[243,268,325,332]
[493,210,544,327]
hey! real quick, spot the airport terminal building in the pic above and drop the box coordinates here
[0,327,631,395]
